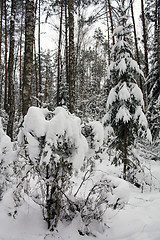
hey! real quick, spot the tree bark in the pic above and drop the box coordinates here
[158,0,160,80]
[108,0,115,47]
[7,0,16,140]
[65,0,69,84]
[105,0,110,65]
[130,0,142,90]
[4,0,7,111]
[130,0,140,66]
[141,0,149,77]
[22,0,34,117]
[38,0,42,106]
[123,123,127,180]
[68,0,75,113]
[18,6,24,118]
[0,0,3,109]
[57,0,63,106]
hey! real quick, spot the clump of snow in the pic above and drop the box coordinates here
[106,88,117,109]
[116,105,131,123]
[128,57,144,77]
[117,58,127,74]
[113,26,123,35]
[134,106,148,128]
[118,82,130,101]
[131,83,144,107]
[106,176,129,206]
[23,106,49,138]
[43,107,88,169]
[0,118,13,167]
[21,106,88,170]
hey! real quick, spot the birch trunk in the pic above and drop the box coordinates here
[22,0,34,117]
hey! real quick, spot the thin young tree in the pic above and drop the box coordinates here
[68,0,75,113]
[7,0,16,140]
[103,3,151,182]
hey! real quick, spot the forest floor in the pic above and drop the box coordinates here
[0,156,160,240]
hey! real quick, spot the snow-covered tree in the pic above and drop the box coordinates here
[0,118,14,199]
[103,4,151,182]
[17,106,88,229]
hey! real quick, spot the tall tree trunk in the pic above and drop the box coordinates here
[44,64,48,103]
[108,0,115,47]
[57,0,63,106]
[34,0,38,107]
[141,0,149,108]
[68,0,75,113]
[105,0,110,65]
[158,0,160,80]
[130,0,142,90]
[123,123,127,180]
[65,0,69,84]
[7,0,16,140]
[18,6,24,118]
[0,0,3,109]
[34,41,39,106]
[141,0,149,77]
[4,0,7,111]
[22,0,34,117]
[38,0,42,106]
[130,0,140,66]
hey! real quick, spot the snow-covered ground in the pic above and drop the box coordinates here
[0,158,160,240]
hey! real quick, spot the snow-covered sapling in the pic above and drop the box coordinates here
[18,106,88,229]
[103,4,151,182]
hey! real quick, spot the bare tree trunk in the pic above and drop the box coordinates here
[7,0,16,140]
[141,0,149,77]
[141,0,149,108]
[130,0,142,90]
[44,64,48,103]
[34,0,38,107]
[65,0,69,84]
[105,0,110,65]
[18,6,24,118]
[130,0,140,66]
[34,41,39,106]
[0,0,3,109]
[22,0,34,117]
[68,0,75,113]
[57,0,63,106]
[38,0,42,106]
[123,123,127,180]
[108,0,115,47]
[158,0,160,80]
[4,0,7,111]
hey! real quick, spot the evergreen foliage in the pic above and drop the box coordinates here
[103,3,151,182]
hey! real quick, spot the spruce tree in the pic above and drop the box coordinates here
[103,3,151,182]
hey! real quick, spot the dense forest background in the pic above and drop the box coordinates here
[0,0,159,138]
[0,0,160,238]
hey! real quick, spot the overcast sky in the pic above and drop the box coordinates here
[39,0,142,52]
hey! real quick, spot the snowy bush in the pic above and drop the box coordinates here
[74,173,129,236]
[0,118,15,199]
[17,106,88,229]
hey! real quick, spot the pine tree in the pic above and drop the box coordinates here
[103,3,151,182]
